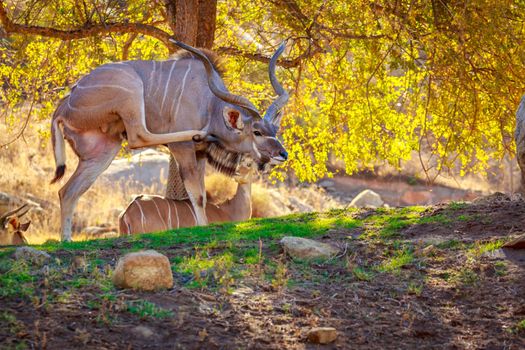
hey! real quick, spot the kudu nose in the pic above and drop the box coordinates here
[279,150,288,161]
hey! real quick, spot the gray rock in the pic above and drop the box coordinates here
[349,189,384,208]
[131,325,155,338]
[14,247,51,265]
[280,236,338,259]
[99,149,169,191]
[287,196,314,213]
[318,179,335,188]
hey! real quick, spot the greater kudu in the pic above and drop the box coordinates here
[51,40,289,241]
[0,204,30,245]
[118,161,255,235]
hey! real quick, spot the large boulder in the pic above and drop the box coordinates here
[349,189,384,208]
[112,250,173,291]
[280,236,338,259]
[99,149,169,191]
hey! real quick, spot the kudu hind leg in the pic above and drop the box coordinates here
[167,144,208,226]
[59,137,121,241]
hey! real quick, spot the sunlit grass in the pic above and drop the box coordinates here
[468,240,504,258]
[378,249,415,273]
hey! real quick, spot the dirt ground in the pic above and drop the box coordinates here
[1,195,525,349]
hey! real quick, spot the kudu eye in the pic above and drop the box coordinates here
[253,131,262,136]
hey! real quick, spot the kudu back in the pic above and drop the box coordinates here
[0,204,30,246]
[119,164,254,235]
[51,40,290,241]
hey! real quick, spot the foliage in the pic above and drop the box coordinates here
[126,300,174,319]
[1,0,525,180]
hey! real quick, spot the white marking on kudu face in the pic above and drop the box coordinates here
[252,141,261,158]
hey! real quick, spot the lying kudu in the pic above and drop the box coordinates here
[118,162,255,235]
[0,204,30,245]
[51,40,289,241]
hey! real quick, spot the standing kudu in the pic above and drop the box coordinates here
[51,40,289,241]
[118,161,255,235]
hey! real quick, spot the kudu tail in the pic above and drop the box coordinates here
[50,97,68,184]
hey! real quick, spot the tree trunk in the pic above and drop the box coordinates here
[166,0,217,200]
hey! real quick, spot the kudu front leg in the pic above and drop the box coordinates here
[167,143,208,226]
[127,129,207,149]
[119,108,206,149]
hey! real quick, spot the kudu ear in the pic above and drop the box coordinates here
[223,107,245,131]
[7,217,20,231]
[19,221,31,232]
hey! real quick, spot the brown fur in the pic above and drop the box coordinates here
[119,167,253,236]
[171,49,225,76]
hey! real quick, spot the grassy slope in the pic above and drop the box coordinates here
[1,204,524,348]
[0,204,511,297]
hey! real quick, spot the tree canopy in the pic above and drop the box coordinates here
[1,0,524,182]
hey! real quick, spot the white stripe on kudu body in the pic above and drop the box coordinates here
[171,62,192,121]
[96,66,137,80]
[161,61,177,115]
[76,83,135,94]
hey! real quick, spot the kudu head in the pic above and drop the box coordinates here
[0,204,30,245]
[170,40,289,172]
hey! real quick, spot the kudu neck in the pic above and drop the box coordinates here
[221,175,252,222]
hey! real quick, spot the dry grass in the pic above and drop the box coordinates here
[0,122,130,244]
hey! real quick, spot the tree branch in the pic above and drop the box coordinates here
[0,1,176,51]
[217,45,321,68]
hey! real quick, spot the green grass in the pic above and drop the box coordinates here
[377,249,415,273]
[352,266,374,281]
[361,206,453,238]
[34,210,362,253]
[468,240,504,258]
[126,300,174,319]
[448,201,468,210]
[0,260,35,298]
[0,204,493,305]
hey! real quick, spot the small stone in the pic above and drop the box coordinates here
[318,179,335,188]
[421,245,436,256]
[112,250,173,291]
[307,327,338,344]
[349,189,384,208]
[131,325,154,338]
[14,247,51,265]
[231,286,254,297]
[280,237,338,259]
